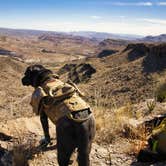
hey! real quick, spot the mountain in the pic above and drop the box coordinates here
[68,31,142,41]
[0,27,50,37]
[98,38,129,50]
[0,27,142,40]
[141,34,166,42]
[38,34,98,57]
[61,43,166,108]
[0,30,129,63]
[0,32,99,63]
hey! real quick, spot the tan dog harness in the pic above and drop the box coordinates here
[30,79,91,124]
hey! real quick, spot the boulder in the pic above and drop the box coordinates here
[58,63,96,83]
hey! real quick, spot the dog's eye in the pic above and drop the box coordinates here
[24,70,31,76]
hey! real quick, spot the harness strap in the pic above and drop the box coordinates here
[66,108,92,122]
[67,112,92,123]
[152,140,158,152]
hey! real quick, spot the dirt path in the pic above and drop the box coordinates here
[0,116,111,166]
[1,116,166,166]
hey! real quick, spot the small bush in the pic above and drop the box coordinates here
[94,103,135,144]
[12,133,36,166]
[146,100,156,113]
[155,79,166,102]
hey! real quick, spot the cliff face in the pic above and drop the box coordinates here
[123,43,150,61]
[143,43,166,73]
[122,43,166,73]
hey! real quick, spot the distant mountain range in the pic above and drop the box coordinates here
[0,27,166,42]
[0,27,57,37]
[0,27,142,41]
[141,34,166,42]
[67,31,142,40]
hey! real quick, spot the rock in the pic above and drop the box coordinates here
[41,49,56,54]
[58,63,96,83]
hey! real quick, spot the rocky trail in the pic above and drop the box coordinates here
[1,116,166,166]
[0,116,111,166]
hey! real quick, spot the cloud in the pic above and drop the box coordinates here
[1,17,166,36]
[90,1,166,7]
[157,2,166,6]
[142,18,166,25]
[90,15,102,20]
[112,2,153,6]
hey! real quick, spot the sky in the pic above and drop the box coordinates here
[0,0,166,36]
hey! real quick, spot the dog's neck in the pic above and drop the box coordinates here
[34,71,59,88]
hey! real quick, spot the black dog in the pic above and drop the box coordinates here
[22,65,96,166]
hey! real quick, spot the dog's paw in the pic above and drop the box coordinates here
[39,137,51,148]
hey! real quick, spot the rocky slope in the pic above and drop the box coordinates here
[0,56,33,122]
[66,43,166,108]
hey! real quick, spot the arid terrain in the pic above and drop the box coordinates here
[0,28,166,166]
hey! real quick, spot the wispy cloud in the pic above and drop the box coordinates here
[90,1,166,7]
[112,2,153,6]
[90,15,102,20]
[142,18,166,25]
[157,2,166,6]
[2,18,166,36]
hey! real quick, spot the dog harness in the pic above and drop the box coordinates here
[30,79,92,124]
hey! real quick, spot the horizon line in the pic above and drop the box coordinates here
[0,26,151,37]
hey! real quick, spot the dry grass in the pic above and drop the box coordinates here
[155,77,166,102]
[123,123,148,156]
[12,133,37,166]
[94,103,135,144]
[93,100,150,158]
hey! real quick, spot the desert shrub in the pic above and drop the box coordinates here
[94,103,136,144]
[12,133,36,166]
[93,107,114,144]
[12,144,29,166]
[92,86,153,157]
[155,79,166,102]
[146,99,156,114]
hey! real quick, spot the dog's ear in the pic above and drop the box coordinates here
[25,65,46,75]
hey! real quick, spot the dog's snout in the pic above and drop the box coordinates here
[22,76,30,86]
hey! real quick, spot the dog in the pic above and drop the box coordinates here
[22,65,96,166]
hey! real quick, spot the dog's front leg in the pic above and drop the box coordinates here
[39,110,51,147]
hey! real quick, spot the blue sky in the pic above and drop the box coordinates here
[0,0,166,35]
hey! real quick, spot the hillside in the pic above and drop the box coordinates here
[0,56,33,122]
[59,43,166,108]
[95,39,128,58]
[0,32,129,64]
[38,34,98,57]
[0,33,102,63]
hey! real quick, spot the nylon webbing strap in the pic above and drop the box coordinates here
[152,140,158,152]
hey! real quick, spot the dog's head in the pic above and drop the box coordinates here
[22,65,53,88]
